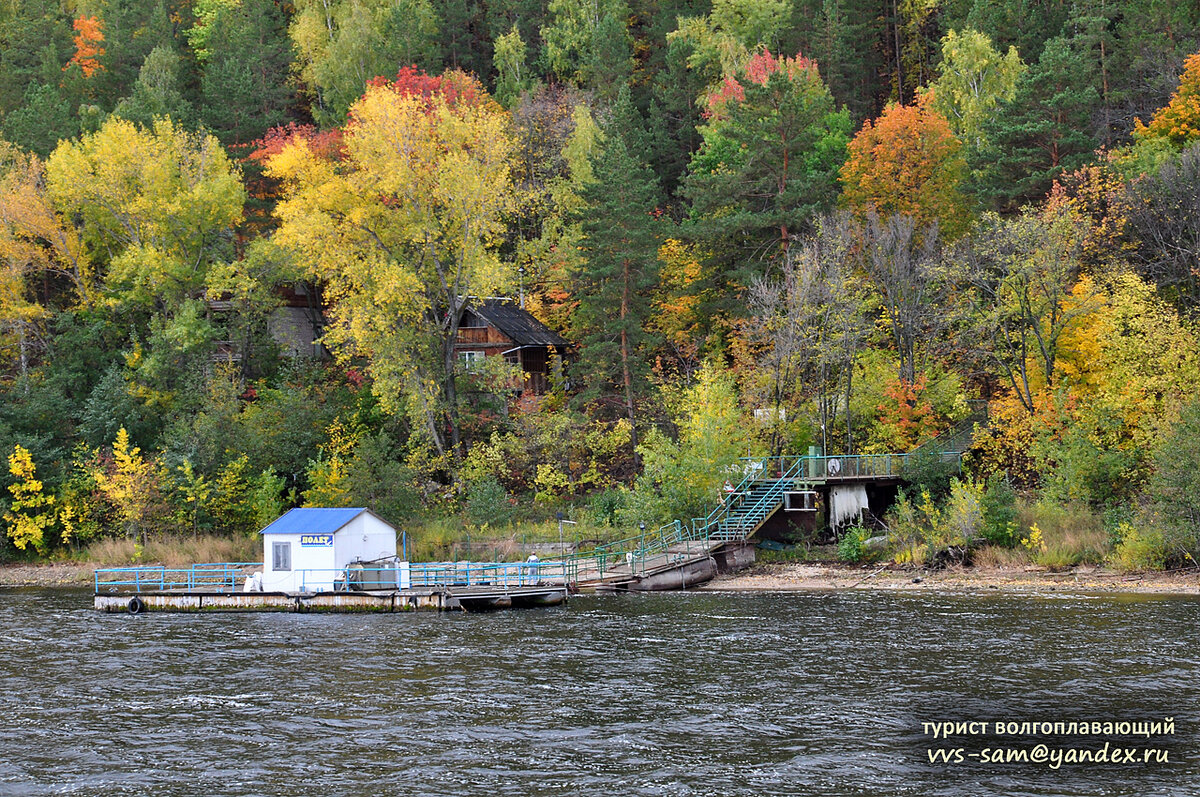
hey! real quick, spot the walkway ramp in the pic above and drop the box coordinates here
[567,409,986,589]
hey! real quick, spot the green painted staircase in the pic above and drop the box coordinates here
[570,407,987,583]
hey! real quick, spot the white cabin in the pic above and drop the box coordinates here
[259,507,401,593]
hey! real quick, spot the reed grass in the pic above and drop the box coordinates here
[1017,500,1110,568]
[405,516,645,561]
[84,534,261,568]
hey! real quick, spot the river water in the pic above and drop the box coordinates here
[0,587,1196,796]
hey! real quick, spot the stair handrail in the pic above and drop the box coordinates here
[724,458,807,537]
[908,403,988,458]
[688,457,774,539]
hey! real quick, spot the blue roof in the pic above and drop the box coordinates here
[259,507,368,536]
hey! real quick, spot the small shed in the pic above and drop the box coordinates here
[259,507,399,593]
[455,299,569,395]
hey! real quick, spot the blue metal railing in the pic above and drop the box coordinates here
[296,560,577,592]
[94,562,260,593]
[94,559,579,594]
[410,559,576,588]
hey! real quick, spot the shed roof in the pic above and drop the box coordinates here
[471,299,568,347]
[259,507,385,536]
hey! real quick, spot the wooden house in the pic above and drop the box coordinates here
[207,282,328,363]
[267,283,327,359]
[455,299,569,395]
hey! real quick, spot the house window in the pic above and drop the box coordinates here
[459,350,485,371]
[273,541,292,571]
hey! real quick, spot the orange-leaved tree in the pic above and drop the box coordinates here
[874,372,941,452]
[840,98,970,238]
[68,16,105,77]
[1135,52,1200,148]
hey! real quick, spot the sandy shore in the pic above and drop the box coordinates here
[701,561,1200,595]
[5,560,1200,594]
[0,563,94,587]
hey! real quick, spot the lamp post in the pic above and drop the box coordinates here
[557,511,576,564]
[518,265,527,309]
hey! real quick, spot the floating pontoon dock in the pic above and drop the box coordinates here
[93,561,572,614]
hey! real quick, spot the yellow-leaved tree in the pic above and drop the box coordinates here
[0,141,91,379]
[629,360,756,524]
[268,70,519,462]
[3,445,57,553]
[302,419,360,507]
[1135,52,1200,149]
[46,117,245,311]
[92,427,158,542]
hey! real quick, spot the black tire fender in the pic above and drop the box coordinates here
[127,596,145,615]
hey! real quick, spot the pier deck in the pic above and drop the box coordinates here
[93,561,570,613]
[94,585,569,613]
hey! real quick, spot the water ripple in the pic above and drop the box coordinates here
[0,587,1197,795]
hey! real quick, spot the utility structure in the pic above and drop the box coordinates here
[566,410,984,592]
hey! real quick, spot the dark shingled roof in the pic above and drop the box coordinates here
[471,299,568,347]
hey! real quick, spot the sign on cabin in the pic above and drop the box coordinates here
[259,507,400,593]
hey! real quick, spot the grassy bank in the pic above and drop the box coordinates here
[81,534,263,568]
[972,501,1110,569]
[0,497,1158,577]
[404,517,636,561]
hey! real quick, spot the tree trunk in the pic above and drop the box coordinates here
[18,320,28,393]
[441,300,463,461]
[844,356,854,454]
[620,259,639,464]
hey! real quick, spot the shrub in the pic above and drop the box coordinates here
[1046,414,1144,509]
[1109,523,1168,572]
[900,448,958,503]
[465,478,513,528]
[979,473,1018,546]
[886,480,982,566]
[837,524,874,563]
[942,479,984,546]
[1103,504,1136,549]
[586,488,627,528]
[1149,400,1200,561]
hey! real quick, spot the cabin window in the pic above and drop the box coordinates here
[461,311,487,328]
[458,350,485,371]
[273,541,292,571]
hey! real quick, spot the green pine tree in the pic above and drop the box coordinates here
[200,0,295,146]
[682,50,851,319]
[973,35,1099,210]
[572,88,664,459]
[112,45,194,128]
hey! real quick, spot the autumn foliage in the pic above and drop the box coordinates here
[1135,52,1200,148]
[249,68,492,166]
[840,98,969,237]
[247,123,344,164]
[68,16,105,77]
[365,66,494,112]
[705,49,820,119]
[875,374,941,452]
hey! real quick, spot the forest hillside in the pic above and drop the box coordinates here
[3,0,1200,570]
